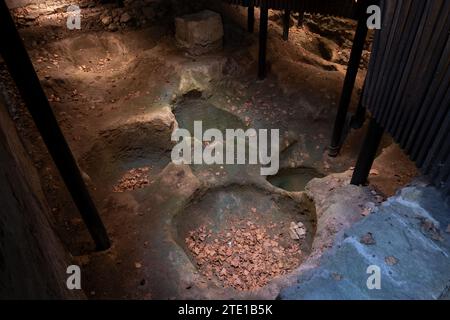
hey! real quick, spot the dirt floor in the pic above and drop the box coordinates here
[0,0,418,299]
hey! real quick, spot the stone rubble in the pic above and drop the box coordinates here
[186,217,303,291]
[112,166,152,192]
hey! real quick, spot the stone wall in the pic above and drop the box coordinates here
[0,97,84,299]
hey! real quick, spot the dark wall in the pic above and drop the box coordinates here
[0,98,84,299]
[363,0,450,197]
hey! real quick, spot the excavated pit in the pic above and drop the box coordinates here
[172,185,316,291]
[80,113,175,199]
[76,92,329,297]
[173,98,247,135]
[268,167,325,192]
[173,98,263,178]
[46,33,133,79]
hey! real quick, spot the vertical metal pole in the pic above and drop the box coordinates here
[0,1,110,251]
[298,9,305,27]
[351,118,384,185]
[283,9,291,40]
[328,1,369,157]
[350,83,367,129]
[258,1,269,79]
[248,2,254,33]
[298,0,306,28]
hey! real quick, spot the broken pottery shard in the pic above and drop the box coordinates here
[289,222,300,240]
[296,222,306,239]
[421,219,444,241]
[385,256,399,266]
[112,167,151,192]
[185,219,301,291]
[175,10,224,55]
[289,228,300,240]
[120,12,131,24]
[289,222,306,240]
[360,232,376,245]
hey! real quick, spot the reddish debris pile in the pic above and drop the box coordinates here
[185,219,302,291]
[112,167,151,192]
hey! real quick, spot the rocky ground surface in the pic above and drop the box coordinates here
[279,184,450,300]
[0,0,423,299]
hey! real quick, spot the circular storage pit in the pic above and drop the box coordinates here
[80,118,174,198]
[172,185,316,291]
[268,167,324,192]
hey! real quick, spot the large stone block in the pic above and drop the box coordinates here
[175,10,224,55]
